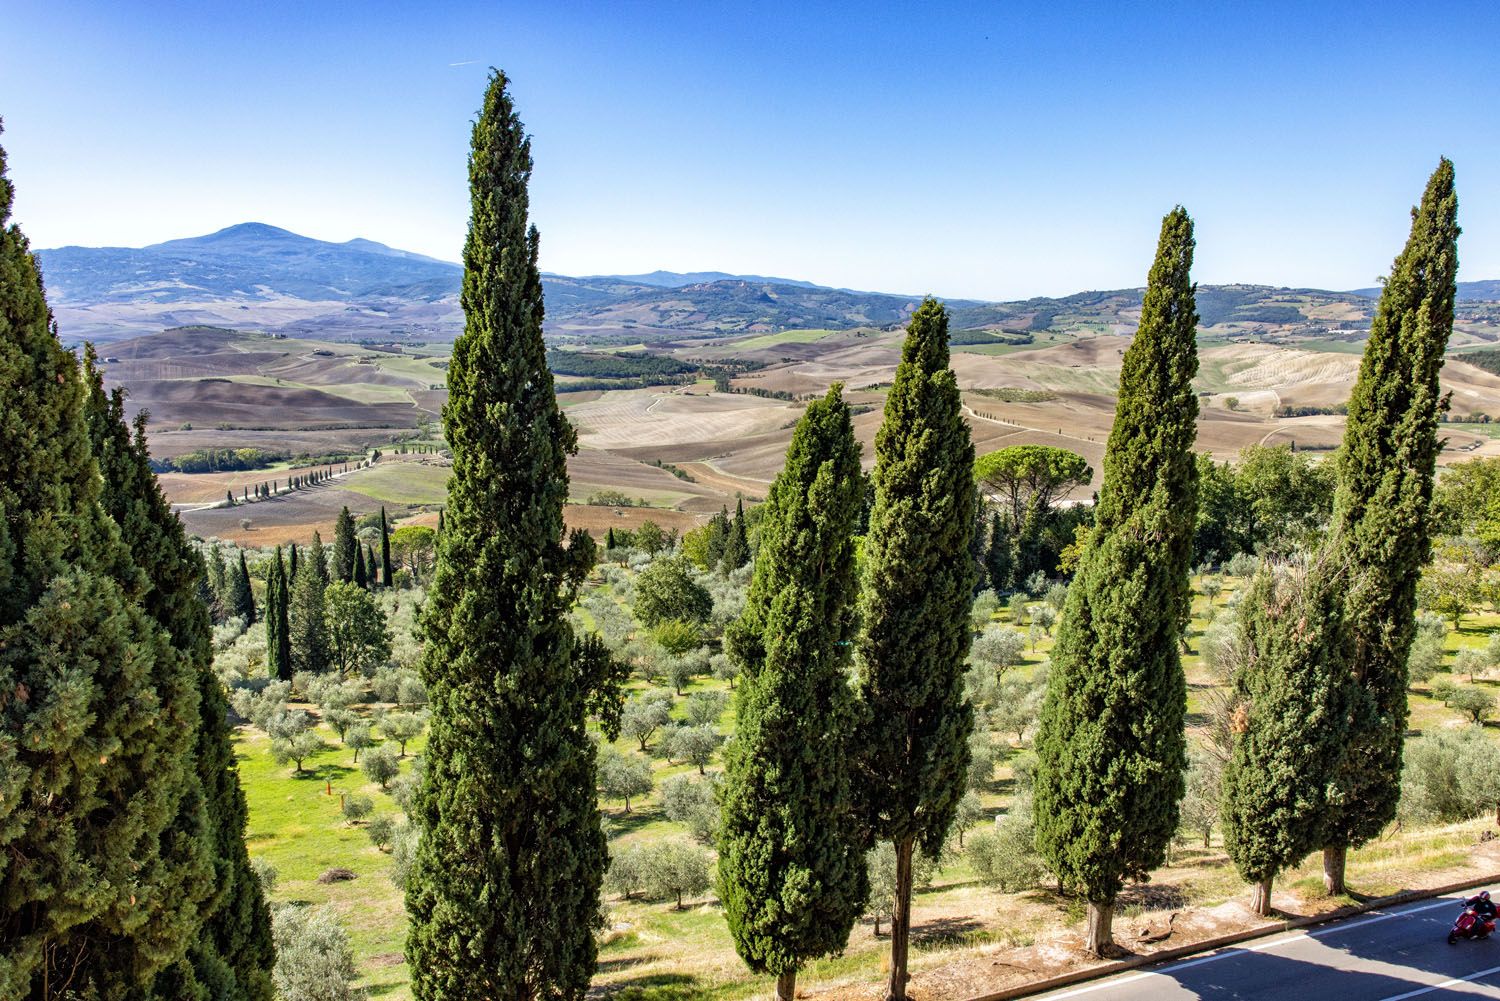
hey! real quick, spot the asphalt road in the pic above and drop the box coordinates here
[1034,892,1500,1000]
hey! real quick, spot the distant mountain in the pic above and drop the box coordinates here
[579,270,821,290]
[34,223,1500,346]
[1348,279,1500,301]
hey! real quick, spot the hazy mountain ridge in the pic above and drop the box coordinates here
[35,222,1500,345]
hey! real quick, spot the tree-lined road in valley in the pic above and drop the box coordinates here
[1034,893,1500,1000]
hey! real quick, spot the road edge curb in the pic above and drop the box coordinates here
[960,871,1500,1001]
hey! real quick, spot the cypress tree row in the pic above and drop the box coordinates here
[0,133,210,997]
[855,298,977,1001]
[1032,208,1199,957]
[380,506,393,587]
[719,385,869,1001]
[1221,556,1349,916]
[1320,160,1460,893]
[82,357,276,999]
[332,505,357,582]
[406,70,605,1001]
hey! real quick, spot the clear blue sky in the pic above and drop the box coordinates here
[3,1,1496,299]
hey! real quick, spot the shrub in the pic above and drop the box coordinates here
[661,774,719,844]
[341,794,373,824]
[1401,727,1500,824]
[271,904,361,1001]
[1444,685,1496,725]
[1007,593,1029,624]
[252,857,278,896]
[597,748,654,813]
[971,624,1026,672]
[685,689,729,727]
[367,814,396,851]
[967,800,1047,892]
[971,589,1001,632]
[1408,612,1450,685]
[641,840,713,909]
[361,744,400,788]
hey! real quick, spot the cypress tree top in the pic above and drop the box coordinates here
[1032,208,1199,932]
[719,385,869,983]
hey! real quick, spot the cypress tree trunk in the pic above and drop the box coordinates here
[1323,846,1347,896]
[718,386,868,997]
[856,298,977,1000]
[1250,879,1273,918]
[406,70,604,1001]
[776,970,797,1001]
[1322,161,1459,882]
[1085,900,1114,958]
[888,836,916,1001]
[1033,209,1199,959]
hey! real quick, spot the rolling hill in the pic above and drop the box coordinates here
[36,222,1500,347]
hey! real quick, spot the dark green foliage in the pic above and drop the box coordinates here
[354,543,368,588]
[267,547,292,681]
[1221,560,1349,888]
[857,297,978,852]
[705,507,730,567]
[634,555,713,627]
[332,505,357,583]
[82,356,276,1000]
[231,549,255,623]
[1033,209,1199,914]
[974,444,1092,526]
[1324,160,1460,853]
[365,542,378,590]
[290,533,331,674]
[406,71,605,1001]
[721,498,750,571]
[0,132,255,998]
[719,386,870,979]
[380,506,393,587]
[288,542,299,581]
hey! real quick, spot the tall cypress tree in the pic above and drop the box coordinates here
[267,546,292,682]
[380,506,393,587]
[0,131,199,998]
[855,298,977,1000]
[406,70,605,1001]
[236,549,256,624]
[720,499,749,572]
[365,542,379,591]
[1221,556,1349,916]
[354,544,368,588]
[332,505,357,582]
[289,533,330,675]
[288,542,298,581]
[1320,160,1460,893]
[1032,208,1199,957]
[82,360,276,1000]
[719,385,869,1001]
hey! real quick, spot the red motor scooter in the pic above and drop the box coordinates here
[1449,905,1496,944]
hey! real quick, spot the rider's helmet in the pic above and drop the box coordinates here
[1483,891,1492,902]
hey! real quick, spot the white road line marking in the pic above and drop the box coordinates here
[1373,963,1500,1001]
[1036,897,1470,1000]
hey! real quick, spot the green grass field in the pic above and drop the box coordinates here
[727,328,836,350]
[341,461,451,506]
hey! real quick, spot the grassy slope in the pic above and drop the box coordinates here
[234,570,1500,1000]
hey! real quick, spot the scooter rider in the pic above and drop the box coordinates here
[1466,890,1497,923]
